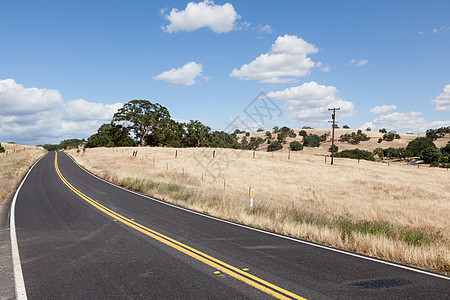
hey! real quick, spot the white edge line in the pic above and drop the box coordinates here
[65,152,450,281]
[10,153,46,300]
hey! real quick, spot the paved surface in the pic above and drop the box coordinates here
[11,151,450,299]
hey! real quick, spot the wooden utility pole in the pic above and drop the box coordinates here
[328,107,340,165]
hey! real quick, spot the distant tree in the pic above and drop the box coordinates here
[373,147,384,158]
[267,140,283,151]
[303,134,321,147]
[335,149,375,161]
[272,126,280,132]
[265,131,272,139]
[256,128,264,132]
[366,127,371,131]
[298,130,308,137]
[302,126,313,129]
[0,143,5,153]
[406,137,436,156]
[343,125,350,129]
[245,132,250,136]
[379,128,387,133]
[113,100,171,146]
[289,141,303,151]
[382,132,400,141]
[288,130,297,138]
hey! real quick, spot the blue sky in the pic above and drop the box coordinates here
[0,0,449,145]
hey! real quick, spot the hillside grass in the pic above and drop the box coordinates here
[0,143,46,203]
[67,145,450,274]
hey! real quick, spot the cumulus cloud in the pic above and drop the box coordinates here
[360,111,450,134]
[0,78,64,114]
[161,0,240,34]
[347,59,368,67]
[230,34,318,83]
[0,78,122,145]
[266,81,356,127]
[152,61,206,87]
[431,84,450,111]
[369,104,397,115]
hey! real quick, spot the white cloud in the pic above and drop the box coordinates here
[254,24,273,34]
[431,84,450,111]
[348,59,368,67]
[360,111,450,134]
[433,28,438,33]
[369,104,397,115]
[418,30,424,35]
[316,62,330,72]
[161,0,240,34]
[0,78,122,145]
[0,78,64,114]
[64,99,123,121]
[230,34,318,83]
[152,61,206,87]
[266,81,356,127]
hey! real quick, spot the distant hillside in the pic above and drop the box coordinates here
[238,129,450,155]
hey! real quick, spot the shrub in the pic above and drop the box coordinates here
[299,130,307,137]
[335,149,375,161]
[303,134,321,147]
[0,143,5,153]
[288,130,297,138]
[320,133,330,141]
[265,131,272,139]
[290,141,303,151]
[329,145,339,152]
[267,141,283,151]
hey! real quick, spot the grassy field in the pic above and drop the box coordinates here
[67,134,450,274]
[0,143,46,203]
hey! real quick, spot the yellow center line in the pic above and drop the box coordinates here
[54,152,306,300]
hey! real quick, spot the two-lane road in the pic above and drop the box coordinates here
[12,152,449,299]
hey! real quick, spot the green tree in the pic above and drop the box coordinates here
[335,149,375,161]
[113,100,171,146]
[303,134,321,147]
[267,141,283,151]
[183,120,211,147]
[420,147,442,164]
[406,137,436,156]
[298,130,307,137]
[86,123,134,148]
[289,141,303,151]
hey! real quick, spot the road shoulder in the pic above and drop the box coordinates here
[0,189,16,300]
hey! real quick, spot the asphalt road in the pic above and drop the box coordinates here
[12,151,449,299]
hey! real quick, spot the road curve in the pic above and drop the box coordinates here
[13,151,449,299]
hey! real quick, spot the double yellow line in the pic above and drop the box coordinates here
[54,152,306,300]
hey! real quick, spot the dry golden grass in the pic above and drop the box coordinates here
[67,143,450,274]
[0,143,46,203]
